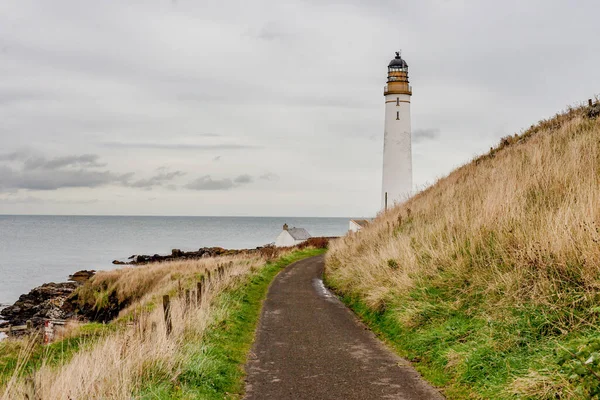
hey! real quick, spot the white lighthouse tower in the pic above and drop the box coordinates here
[381,51,413,209]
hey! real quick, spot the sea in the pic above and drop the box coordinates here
[0,215,351,308]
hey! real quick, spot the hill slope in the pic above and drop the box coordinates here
[326,100,600,399]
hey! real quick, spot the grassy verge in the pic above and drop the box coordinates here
[0,323,113,387]
[1,248,325,399]
[137,248,325,399]
[326,279,593,399]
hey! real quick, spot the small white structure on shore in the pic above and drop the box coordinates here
[349,219,370,233]
[275,224,311,247]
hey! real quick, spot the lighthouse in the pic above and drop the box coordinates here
[381,51,412,209]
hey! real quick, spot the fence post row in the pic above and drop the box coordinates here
[162,295,172,335]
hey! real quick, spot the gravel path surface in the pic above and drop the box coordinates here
[244,255,444,400]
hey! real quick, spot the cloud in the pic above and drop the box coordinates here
[259,172,280,181]
[185,176,234,191]
[185,174,254,191]
[1,151,106,170]
[252,22,292,41]
[0,195,98,205]
[234,174,253,184]
[0,150,131,192]
[101,142,258,151]
[0,165,131,192]
[129,169,186,189]
[413,128,440,144]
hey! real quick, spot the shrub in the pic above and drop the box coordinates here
[298,237,330,249]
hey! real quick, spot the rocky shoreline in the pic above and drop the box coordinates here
[0,239,330,335]
[0,270,95,329]
[112,246,253,265]
[0,245,270,331]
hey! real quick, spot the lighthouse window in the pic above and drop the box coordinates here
[396,97,399,106]
[396,111,400,120]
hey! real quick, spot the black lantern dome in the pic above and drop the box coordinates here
[388,51,408,69]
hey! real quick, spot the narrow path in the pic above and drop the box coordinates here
[244,255,444,400]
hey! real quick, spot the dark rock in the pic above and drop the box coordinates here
[68,270,96,283]
[172,249,183,257]
[0,282,78,326]
[587,103,600,119]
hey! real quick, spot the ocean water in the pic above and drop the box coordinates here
[0,215,351,306]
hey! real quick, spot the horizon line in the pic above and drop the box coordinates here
[0,213,370,219]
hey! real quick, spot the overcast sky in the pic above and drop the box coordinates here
[0,0,598,217]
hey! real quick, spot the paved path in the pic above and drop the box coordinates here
[244,255,444,400]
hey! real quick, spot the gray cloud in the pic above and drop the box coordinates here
[0,195,98,205]
[0,150,131,192]
[129,169,186,189]
[185,174,254,191]
[259,172,280,181]
[234,174,253,184]
[252,22,293,41]
[185,176,234,191]
[1,150,106,170]
[413,128,440,144]
[101,142,257,151]
[0,165,131,192]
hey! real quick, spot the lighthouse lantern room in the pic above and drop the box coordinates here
[381,51,413,209]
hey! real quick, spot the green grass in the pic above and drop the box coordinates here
[325,275,595,399]
[137,248,326,399]
[0,322,114,387]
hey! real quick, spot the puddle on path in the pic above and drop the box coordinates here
[312,278,336,302]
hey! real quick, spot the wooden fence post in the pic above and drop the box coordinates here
[24,376,35,400]
[162,295,172,335]
[589,99,593,107]
[196,281,203,305]
[185,289,191,312]
[26,320,32,331]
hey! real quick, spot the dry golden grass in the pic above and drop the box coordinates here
[328,102,600,323]
[1,253,270,399]
[326,101,600,398]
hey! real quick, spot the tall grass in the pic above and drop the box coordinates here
[326,101,600,398]
[1,253,269,399]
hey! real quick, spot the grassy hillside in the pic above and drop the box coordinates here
[326,100,600,399]
[1,248,325,399]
